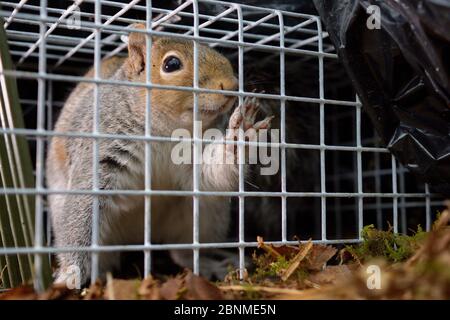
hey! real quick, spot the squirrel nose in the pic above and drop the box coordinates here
[219,77,238,91]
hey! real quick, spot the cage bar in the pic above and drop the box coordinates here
[0,0,444,290]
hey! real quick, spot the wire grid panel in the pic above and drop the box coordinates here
[0,0,441,289]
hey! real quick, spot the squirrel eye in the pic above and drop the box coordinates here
[163,56,182,73]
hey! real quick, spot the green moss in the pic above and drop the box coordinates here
[344,224,428,263]
[253,253,297,278]
[268,256,290,277]
[251,250,311,286]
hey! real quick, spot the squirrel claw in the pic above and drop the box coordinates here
[226,96,273,157]
[254,116,274,130]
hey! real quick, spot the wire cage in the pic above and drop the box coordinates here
[0,0,444,290]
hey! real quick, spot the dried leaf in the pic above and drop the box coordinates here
[339,247,362,266]
[38,283,79,300]
[257,236,281,258]
[433,204,450,231]
[308,265,352,285]
[105,275,140,300]
[304,245,337,271]
[281,239,313,281]
[407,209,450,267]
[184,271,223,300]
[83,280,103,300]
[160,276,184,300]
[0,285,36,300]
[138,276,161,300]
[257,236,300,258]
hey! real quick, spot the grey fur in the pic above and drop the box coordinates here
[46,37,270,284]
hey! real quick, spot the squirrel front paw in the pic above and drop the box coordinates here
[226,96,274,156]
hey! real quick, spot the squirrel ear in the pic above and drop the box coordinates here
[127,23,150,74]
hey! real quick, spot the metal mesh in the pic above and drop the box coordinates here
[0,0,443,290]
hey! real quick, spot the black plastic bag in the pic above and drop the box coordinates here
[314,0,450,196]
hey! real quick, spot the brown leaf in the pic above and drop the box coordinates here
[308,265,352,285]
[272,245,300,257]
[105,275,140,300]
[138,276,161,300]
[339,247,362,265]
[184,271,223,300]
[304,245,337,271]
[0,285,37,300]
[38,283,79,300]
[83,280,103,300]
[159,276,184,300]
[433,205,450,231]
[257,236,299,258]
[281,239,313,281]
[257,236,281,258]
[407,209,450,267]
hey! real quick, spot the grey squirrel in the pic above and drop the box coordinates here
[46,23,272,284]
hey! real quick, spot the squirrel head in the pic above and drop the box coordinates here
[124,23,238,128]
